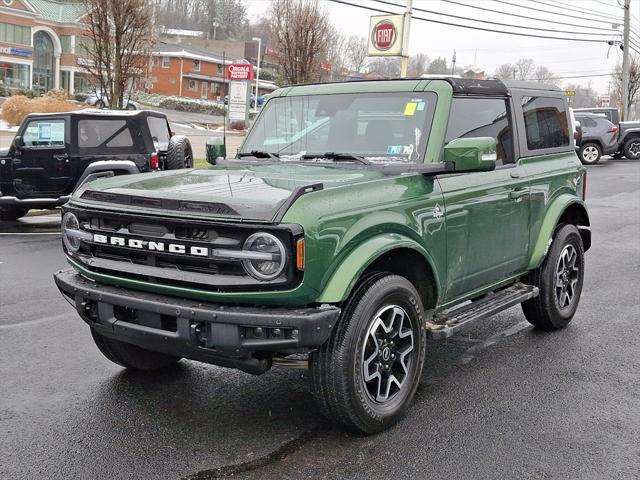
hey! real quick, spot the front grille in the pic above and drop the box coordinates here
[66,206,302,292]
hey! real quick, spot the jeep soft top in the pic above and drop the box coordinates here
[0,109,193,221]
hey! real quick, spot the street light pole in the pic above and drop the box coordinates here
[252,37,262,108]
[621,0,631,121]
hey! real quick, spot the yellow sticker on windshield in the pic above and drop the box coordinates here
[404,102,417,116]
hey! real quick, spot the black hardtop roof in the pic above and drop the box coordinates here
[25,109,167,119]
[284,77,562,96]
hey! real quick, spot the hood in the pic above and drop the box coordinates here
[75,163,386,222]
[620,120,640,130]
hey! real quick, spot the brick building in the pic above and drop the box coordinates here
[0,0,95,95]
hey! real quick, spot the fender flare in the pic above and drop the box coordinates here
[528,195,590,270]
[77,160,139,187]
[316,233,441,304]
[619,130,640,144]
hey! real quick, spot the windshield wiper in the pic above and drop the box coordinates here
[302,152,371,165]
[237,150,279,159]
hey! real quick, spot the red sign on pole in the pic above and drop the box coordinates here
[321,63,331,71]
[226,63,254,80]
[372,20,396,51]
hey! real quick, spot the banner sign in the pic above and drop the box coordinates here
[0,46,32,58]
[368,15,404,57]
[226,63,254,81]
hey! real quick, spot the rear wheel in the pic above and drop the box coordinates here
[522,224,585,330]
[623,137,640,160]
[310,274,427,434]
[578,142,601,165]
[166,136,193,169]
[91,328,181,371]
[95,99,105,109]
[0,206,29,221]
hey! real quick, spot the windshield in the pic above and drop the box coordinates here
[241,91,436,163]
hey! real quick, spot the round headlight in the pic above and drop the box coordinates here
[62,212,81,253]
[242,232,286,280]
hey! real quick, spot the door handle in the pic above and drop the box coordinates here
[54,154,69,161]
[510,171,520,178]
[509,187,529,200]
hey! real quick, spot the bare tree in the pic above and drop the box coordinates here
[408,53,430,77]
[267,0,334,84]
[612,56,640,119]
[368,58,401,77]
[426,57,448,75]
[493,63,515,80]
[534,66,555,83]
[82,0,154,109]
[345,35,369,74]
[515,58,535,81]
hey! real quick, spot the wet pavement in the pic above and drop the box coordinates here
[1,157,639,479]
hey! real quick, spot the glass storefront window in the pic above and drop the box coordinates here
[0,22,31,46]
[0,61,30,90]
[73,72,94,93]
[60,35,72,54]
[60,70,70,93]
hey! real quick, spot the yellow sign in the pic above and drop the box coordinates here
[565,91,576,97]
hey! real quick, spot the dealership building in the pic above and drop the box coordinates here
[0,0,96,94]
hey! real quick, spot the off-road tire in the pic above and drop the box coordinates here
[91,328,181,371]
[522,224,585,330]
[623,137,640,160]
[578,142,602,165]
[95,99,105,109]
[166,135,193,169]
[310,274,427,434]
[0,206,29,221]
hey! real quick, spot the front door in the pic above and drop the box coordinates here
[437,96,530,302]
[12,117,72,196]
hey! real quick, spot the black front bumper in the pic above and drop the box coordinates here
[54,269,340,373]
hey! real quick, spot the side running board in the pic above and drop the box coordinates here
[426,283,538,340]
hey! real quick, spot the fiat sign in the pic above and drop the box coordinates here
[372,20,396,51]
[368,14,404,56]
[227,63,254,81]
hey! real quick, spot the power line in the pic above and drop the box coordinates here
[534,0,623,22]
[529,73,615,80]
[371,0,619,37]
[440,0,620,32]
[551,0,624,21]
[492,0,621,25]
[330,0,617,44]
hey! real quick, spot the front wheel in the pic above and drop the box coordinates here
[623,137,640,160]
[522,224,585,330]
[310,274,427,434]
[91,328,181,371]
[579,142,601,165]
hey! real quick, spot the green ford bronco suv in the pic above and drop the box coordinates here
[54,78,590,433]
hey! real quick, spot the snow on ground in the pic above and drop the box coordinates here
[0,120,18,132]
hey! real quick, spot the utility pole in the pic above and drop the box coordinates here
[399,0,413,78]
[252,37,262,108]
[621,0,630,121]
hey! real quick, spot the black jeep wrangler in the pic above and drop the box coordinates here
[0,109,193,221]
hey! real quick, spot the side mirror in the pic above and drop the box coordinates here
[12,135,24,150]
[206,137,226,165]
[443,137,497,173]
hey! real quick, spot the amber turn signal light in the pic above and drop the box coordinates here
[296,238,305,270]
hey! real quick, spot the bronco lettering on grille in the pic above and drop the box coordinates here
[93,234,209,257]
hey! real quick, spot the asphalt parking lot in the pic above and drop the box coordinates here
[1,157,639,480]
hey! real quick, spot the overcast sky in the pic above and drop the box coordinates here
[244,0,640,94]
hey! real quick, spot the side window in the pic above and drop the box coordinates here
[77,119,134,151]
[444,97,514,165]
[522,96,570,150]
[147,116,171,149]
[22,119,66,147]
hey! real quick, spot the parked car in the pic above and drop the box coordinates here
[0,109,192,221]
[574,106,640,159]
[55,78,589,434]
[573,112,618,164]
[85,90,139,110]
[569,107,583,148]
[223,94,264,108]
